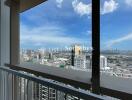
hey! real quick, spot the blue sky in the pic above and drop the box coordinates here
[20,0,132,50]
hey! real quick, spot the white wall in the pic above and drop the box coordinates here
[0,0,10,66]
[0,0,11,100]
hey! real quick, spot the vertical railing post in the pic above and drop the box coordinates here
[92,0,100,94]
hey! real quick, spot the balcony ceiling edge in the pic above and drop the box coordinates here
[20,0,47,13]
[6,0,47,13]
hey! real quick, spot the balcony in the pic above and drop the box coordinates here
[0,65,104,100]
[0,63,132,100]
[0,0,132,100]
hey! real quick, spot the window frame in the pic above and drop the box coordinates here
[7,0,132,99]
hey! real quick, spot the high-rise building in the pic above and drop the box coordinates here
[74,56,87,69]
[100,55,108,70]
[86,55,92,69]
[71,44,82,66]
[71,45,92,70]
[72,44,82,56]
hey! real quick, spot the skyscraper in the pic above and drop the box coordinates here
[100,55,108,70]
[74,56,87,69]
[71,44,82,66]
[73,44,82,56]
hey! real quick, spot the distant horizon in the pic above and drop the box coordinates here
[20,46,132,52]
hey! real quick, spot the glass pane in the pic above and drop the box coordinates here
[20,0,92,80]
[20,1,92,99]
[100,0,132,95]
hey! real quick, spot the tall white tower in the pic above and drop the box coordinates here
[100,55,108,70]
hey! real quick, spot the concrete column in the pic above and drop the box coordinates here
[10,1,20,100]
[10,0,20,65]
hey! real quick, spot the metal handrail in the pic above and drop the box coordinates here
[4,64,132,100]
[0,66,104,100]
[5,64,91,89]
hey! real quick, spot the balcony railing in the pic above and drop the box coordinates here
[0,64,131,100]
[0,66,104,100]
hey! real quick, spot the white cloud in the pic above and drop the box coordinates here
[20,23,87,47]
[106,33,132,48]
[56,0,64,8]
[101,0,118,15]
[72,0,91,16]
[72,0,118,16]
[82,30,92,36]
[125,0,132,7]
[87,30,92,35]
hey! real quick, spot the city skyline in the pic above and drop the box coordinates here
[20,0,132,50]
